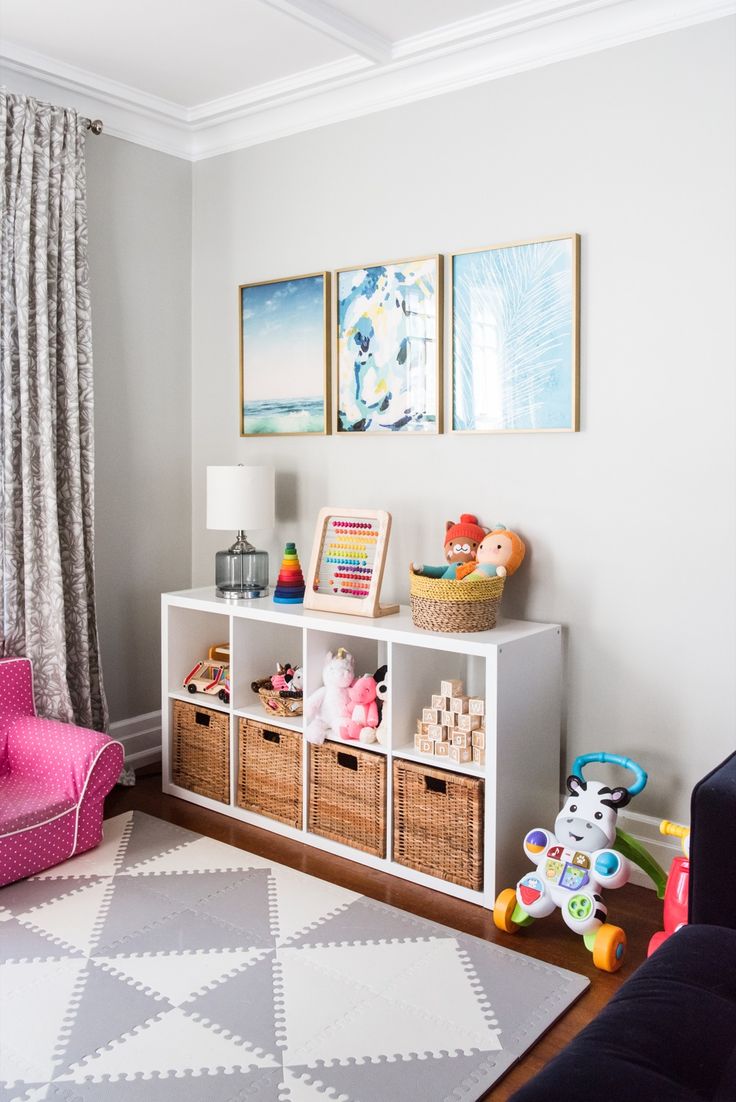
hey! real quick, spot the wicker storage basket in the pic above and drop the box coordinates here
[409,570,504,633]
[237,718,303,829]
[171,699,230,804]
[308,742,387,857]
[251,677,304,718]
[393,758,484,890]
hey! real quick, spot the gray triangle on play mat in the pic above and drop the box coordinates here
[130,869,255,912]
[193,868,275,944]
[96,906,270,958]
[285,896,438,948]
[0,875,107,919]
[91,876,189,954]
[453,933,589,1050]
[1,917,84,963]
[116,812,197,872]
[29,1068,285,1102]
[185,949,281,1059]
[290,1049,510,1102]
[53,960,173,1073]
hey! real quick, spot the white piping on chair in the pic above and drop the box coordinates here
[0,805,76,840]
[0,740,124,847]
[70,740,125,856]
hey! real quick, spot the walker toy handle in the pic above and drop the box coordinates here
[571,752,648,796]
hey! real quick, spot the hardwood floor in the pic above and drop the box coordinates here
[106,770,662,1099]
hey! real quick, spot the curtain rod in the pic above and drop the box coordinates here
[82,117,103,135]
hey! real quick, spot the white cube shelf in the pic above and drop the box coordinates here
[162,587,562,907]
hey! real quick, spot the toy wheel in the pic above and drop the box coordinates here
[187,684,197,694]
[592,923,626,972]
[493,888,520,933]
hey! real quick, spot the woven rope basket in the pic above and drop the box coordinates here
[409,569,505,633]
[251,677,304,717]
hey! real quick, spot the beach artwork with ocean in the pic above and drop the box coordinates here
[241,272,328,436]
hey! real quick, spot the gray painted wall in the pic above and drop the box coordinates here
[190,21,736,821]
[86,136,192,722]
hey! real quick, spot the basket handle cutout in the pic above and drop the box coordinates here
[195,711,211,727]
[337,751,359,771]
[263,730,281,744]
[425,775,447,795]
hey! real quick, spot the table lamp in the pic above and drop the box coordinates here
[207,465,275,599]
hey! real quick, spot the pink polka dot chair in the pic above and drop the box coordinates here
[0,657,124,887]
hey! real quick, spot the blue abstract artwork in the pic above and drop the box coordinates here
[337,257,440,433]
[452,236,579,432]
[241,273,327,436]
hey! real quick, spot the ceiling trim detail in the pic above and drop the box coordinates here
[1,0,733,161]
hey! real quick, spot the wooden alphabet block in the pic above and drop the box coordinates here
[472,729,486,750]
[468,698,485,716]
[440,679,463,698]
[422,707,440,725]
[441,710,454,727]
[450,696,469,714]
[456,713,481,732]
[431,694,449,710]
[428,724,445,742]
[452,731,470,749]
[417,737,433,755]
[448,744,472,764]
[434,741,450,757]
[472,747,486,766]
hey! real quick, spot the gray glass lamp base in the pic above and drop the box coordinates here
[215,546,269,600]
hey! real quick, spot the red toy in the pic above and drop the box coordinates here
[648,820,690,956]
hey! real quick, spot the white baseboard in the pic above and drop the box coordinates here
[110,710,162,769]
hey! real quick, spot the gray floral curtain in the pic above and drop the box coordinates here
[0,91,108,733]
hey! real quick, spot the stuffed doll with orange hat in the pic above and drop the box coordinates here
[457,527,526,581]
[412,514,487,580]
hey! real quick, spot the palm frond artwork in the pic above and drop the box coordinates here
[452,236,579,432]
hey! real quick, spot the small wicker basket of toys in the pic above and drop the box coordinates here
[251,662,304,717]
[410,514,525,634]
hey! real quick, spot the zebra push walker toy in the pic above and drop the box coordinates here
[494,753,665,972]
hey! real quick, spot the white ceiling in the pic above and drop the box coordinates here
[0,0,732,159]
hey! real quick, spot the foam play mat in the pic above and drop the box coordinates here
[0,811,589,1101]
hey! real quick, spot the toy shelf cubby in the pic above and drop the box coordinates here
[162,587,562,907]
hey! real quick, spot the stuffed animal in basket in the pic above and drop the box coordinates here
[304,648,354,745]
[493,753,665,972]
[457,527,526,581]
[341,674,380,743]
[411,514,487,579]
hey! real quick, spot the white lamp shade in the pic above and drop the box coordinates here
[206,465,275,531]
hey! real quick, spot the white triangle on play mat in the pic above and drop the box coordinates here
[269,863,360,945]
[288,989,501,1068]
[58,1006,280,1082]
[17,877,114,954]
[281,1069,347,1102]
[0,957,88,1079]
[288,938,439,997]
[94,947,268,1005]
[123,835,273,876]
[381,937,501,1043]
[276,947,378,1066]
[34,813,132,880]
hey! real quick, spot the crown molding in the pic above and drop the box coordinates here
[1,0,733,162]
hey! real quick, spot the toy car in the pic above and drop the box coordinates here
[183,660,230,704]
